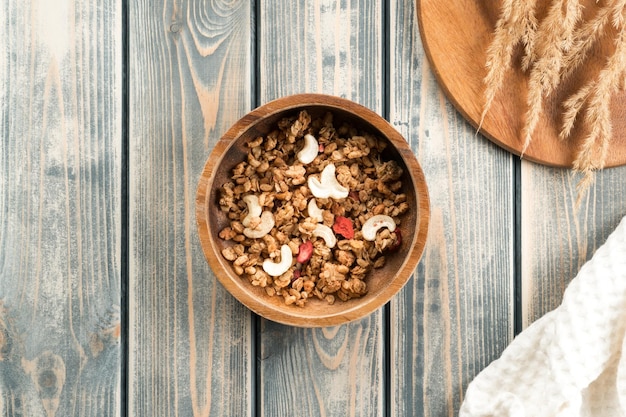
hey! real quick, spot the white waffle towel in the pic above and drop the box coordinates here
[460,216,626,417]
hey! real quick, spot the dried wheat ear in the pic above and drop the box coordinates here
[481,0,626,202]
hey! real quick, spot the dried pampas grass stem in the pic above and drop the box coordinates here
[480,0,538,131]
[571,26,626,184]
[522,0,582,155]
[483,0,626,201]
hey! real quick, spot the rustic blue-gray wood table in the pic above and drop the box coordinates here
[2,1,625,415]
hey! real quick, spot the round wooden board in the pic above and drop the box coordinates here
[417,0,626,168]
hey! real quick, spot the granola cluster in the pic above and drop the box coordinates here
[218,110,408,306]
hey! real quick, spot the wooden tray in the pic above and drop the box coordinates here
[417,0,626,168]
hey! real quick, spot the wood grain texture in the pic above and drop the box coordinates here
[258,0,385,415]
[127,0,253,416]
[521,164,626,327]
[0,0,122,416]
[390,0,515,415]
[259,319,382,416]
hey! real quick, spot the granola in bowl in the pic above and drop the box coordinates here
[217,110,408,307]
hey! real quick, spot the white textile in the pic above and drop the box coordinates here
[460,216,626,417]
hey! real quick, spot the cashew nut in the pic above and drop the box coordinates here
[243,211,275,238]
[307,198,324,223]
[262,244,293,276]
[312,224,337,248]
[242,194,262,227]
[361,215,396,241]
[307,176,329,199]
[307,163,349,199]
[297,134,319,164]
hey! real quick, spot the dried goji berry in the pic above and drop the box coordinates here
[332,216,354,239]
[297,241,314,263]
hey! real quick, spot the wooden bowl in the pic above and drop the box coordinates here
[196,94,430,327]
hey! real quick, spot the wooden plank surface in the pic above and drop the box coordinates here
[0,0,122,416]
[127,0,254,416]
[6,1,625,416]
[258,1,385,415]
[389,0,515,415]
[521,165,626,326]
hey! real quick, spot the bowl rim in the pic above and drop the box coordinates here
[196,93,430,327]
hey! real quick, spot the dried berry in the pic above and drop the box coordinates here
[333,216,354,239]
[297,241,314,263]
[292,269,302,282]
[390,229,402,251]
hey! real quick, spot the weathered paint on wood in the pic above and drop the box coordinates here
[127,0,253,416]
[0,0,122,416]
[389,0,515,415]
[521,164,626,326]
[258,1,385,415]
[5,0,626,416]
